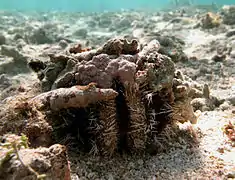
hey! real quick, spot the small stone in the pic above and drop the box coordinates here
[217,147,224,153]
[230,50,235,58]
[0,74,11,88]
[232,109,235,114]
[212,54,226,62]
[13,33,23,40]
[1,45,22,60]
[59,39,68,49]
[30,28,53,44]
[226,171,235,178]
[228,91,235,106]
[226,29,235,37]
[219,101,231,111]
[16,39,26,49]
[222,5,235,25]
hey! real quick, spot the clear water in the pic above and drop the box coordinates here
[0,0,234,12]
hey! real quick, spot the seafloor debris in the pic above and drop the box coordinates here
[221,5,235,25]
[69,43,91,54]
[142,33,188,63]
[1,38,198,156]
[0,134,71,180]
[200,12,222,29]
[223,120,235,143]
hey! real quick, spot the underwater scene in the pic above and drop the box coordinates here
[0,0,235,180]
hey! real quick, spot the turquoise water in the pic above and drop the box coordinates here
[0,0,234,12]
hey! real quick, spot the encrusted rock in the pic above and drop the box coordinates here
[0,134,71,180]
[200,12,221,29]
[221,5,235,25]
[96,38,139,56]
[27,27,54,44]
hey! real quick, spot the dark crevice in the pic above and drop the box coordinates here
[112,78,131,153]
[151,94,172,133]
[49,107,96,153]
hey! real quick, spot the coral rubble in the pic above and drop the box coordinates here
[0,134,71,180]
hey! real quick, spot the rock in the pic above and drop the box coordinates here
[96,38,139,56]
[172,73,197,124]
[227,87,235,105]
[221,5,235,25]
[153,35,188,62]
[73,28,88,38]
[0,45,29,74]
[230,50,235,58]
[59,39,68,49]
[188,87,203,98]
[0,134,71,180]
[29,28,53,44]
[0,74,11,89]
[1,45,25,61]
[28,59,47,73]
[200,12,221,29]
[219,101,231,111]
[226,29,235,37]
[212,54,226,62]
[191,98,213,111]
[0,33,6,45]
[13,33,23,40]
[232,108,235,114]
[16,39,27,49]
[0,99,53,147]
[226,171,235,178]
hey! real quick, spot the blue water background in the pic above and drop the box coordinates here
[0,0,234,12]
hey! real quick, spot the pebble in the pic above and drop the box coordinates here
[0,74,11,88]
[1,45,22,60]
[232,109,235,114]
[228,94,235,106]
[226,29,235,37]
[226,171,235,178]
[219,101,231,111]
[30,28,53,44]
[59,39,68,49]
[230,50,235,58]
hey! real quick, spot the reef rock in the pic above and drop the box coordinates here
[0,134,71,180]
[221,5,235,25]
[200,12,221,29]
